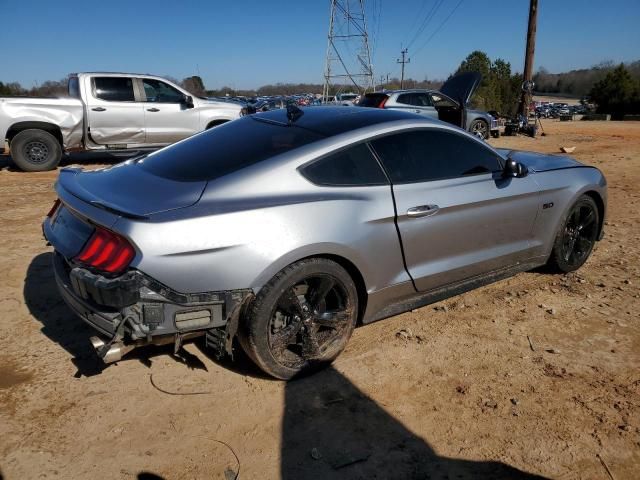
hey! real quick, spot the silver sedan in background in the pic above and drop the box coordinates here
[43,106,606,379]
[357,72,499,139]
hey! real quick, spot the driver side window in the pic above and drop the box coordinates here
[142,79,183,103]
[370,129,502,184]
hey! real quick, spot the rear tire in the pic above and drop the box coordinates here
[10,129,62,172]
[239,258,358,380]
[547,195,599,273]
[469,119,489,139]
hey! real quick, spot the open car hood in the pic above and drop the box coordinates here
[439,72,482,107]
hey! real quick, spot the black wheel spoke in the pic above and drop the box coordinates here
[576,236,592,255]
[579,210,595,230]
[277,287,304,317]
[301,326,321,358]
[564,236,577,261]
[270,321,302,351]
[571,208,580,226]
[313,310,350,328]
[307,277,334,309]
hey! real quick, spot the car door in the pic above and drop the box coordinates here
[86,76,145,145]
[370,128,541,292]
[393,93,438,118]
[139,78,200,144]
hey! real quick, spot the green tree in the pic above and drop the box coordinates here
[453,51,521,115]
[589,64,640,119]
[455,51,495,110]
[181,76,207,97]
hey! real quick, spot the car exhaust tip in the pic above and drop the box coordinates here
[89,336,134,364]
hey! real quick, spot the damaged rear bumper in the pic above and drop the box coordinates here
[52,252,253,363]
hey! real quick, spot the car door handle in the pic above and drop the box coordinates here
[407,204,440,218]
[91,107,106,112]
[146,108,160,112]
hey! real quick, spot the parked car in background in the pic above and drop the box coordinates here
[1,73,243,171]
[356,72,499,139]
[335,93,359,106]
[43,106,606,379]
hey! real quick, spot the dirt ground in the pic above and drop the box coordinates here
[1,120,639,480]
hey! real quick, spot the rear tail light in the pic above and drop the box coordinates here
[378,96,388,108]
[74,226,135,274]
[47,199,61,218]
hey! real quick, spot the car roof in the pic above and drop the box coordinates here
[253,106,434,136]
[373,89,437,95]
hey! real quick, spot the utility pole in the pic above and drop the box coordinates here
[397,48,410,89]
[322,0,374,102]
[519,0,538,117]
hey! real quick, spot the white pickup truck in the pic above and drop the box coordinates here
[0,72,244,171]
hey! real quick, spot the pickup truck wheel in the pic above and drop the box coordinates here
[239,258,358,380]
[11,129,62,172]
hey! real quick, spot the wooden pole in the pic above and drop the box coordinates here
[520,0,538,117]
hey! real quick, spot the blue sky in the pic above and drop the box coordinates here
[2,0,639,89]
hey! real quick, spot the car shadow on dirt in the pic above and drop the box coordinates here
[280,366,549,480]
[24,252,108,377]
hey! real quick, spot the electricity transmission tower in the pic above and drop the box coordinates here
[322,0,374,102]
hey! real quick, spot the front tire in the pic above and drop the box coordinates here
[547,195,599,273]
[239,258,358,380]
[10,129,62,172]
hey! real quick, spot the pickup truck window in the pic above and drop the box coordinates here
[93,77,135,102]
[68,77,80,98]
[142,79,183,103]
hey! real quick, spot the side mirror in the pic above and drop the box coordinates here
[183,95,194,109]
[503,158,528,178]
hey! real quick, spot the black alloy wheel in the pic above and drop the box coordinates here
[268,274,352,369]
[239,258,358,380]
[548,195,599,272]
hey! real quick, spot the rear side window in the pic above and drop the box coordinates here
[93,77,135,102]
[301,144,388,186]
[397,93,432,107]
[68,77,80,98]
[371,129,501,184]
[357,93,389,108]
[139,117,325,181]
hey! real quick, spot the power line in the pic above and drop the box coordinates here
[405,0,430,44]
[412,0,465,57]
[406,0,445,51]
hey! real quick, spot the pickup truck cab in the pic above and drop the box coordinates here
[0,72,243,171]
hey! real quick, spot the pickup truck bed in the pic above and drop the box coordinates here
[1,72,243,171]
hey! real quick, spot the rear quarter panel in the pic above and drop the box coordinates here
[114,131,414,295]
[117,185,408,295]
[0,97,84,149]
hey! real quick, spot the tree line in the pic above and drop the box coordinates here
[2,53,638,118]
[533,60,640,98]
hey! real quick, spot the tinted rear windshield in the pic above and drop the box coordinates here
[357,93,388,108]
[139,117,325,181]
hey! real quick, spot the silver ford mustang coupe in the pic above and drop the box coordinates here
[43,106,606,379]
